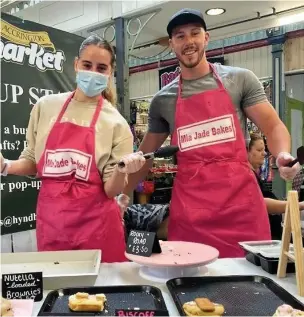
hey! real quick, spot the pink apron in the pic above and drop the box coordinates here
[36,92,126,263]
[169,64,271,258]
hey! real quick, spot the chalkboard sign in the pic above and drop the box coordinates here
[126,230,161,257]
[2,272,43,301]
[115,309,169,316]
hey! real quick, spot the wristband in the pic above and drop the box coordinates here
[1,159,11,176]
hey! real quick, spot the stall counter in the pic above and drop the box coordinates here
[32,258,304,316]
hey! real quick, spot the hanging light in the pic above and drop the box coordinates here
[205,8,226,16]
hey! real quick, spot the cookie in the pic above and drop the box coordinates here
[183,300,225,316]
[273,304,304,316]
[195,298,215,312]
[68,292,107,312]
[1,297,14,317]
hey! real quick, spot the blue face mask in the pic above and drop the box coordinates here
[76,70,109,97]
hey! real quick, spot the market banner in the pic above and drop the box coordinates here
[0,13,84,234]
[159,56,225,89]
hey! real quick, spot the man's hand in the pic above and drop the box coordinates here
[299,201,304,211]
[276,152,301,181]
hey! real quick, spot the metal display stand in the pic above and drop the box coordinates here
[277,190,304,296]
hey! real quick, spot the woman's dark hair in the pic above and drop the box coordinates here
[78,34,117,105]
[248,133,264,151]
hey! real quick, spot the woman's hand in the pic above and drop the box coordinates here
[117,151,146,174]
[1,152,5,172]
[299,201,304,210]
[116,194,130,223]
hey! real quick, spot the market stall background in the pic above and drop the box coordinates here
[1,1,303,253]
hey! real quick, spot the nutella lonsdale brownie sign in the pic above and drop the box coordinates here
[0,13,84,234]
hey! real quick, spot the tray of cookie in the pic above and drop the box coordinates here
[166,275,304,316]
[37,285,168,316]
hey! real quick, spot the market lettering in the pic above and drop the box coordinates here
[160,66,180,87]
[8,281,37,288]
[181,134,192,143]
[194,130,210,139]
[211,125,233,135]
[5,289,41,300]
[0,40,65,72]
[29,87,60,106]
[1,19,55,49]
[0,83,23,104]
[129,231,144,238]
[0,83,60,105]
[117,311,156,316]
[178,115,236,151]
[46,157,87,172]
[4,273,35,282]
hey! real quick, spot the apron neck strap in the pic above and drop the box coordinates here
[56,91,104,128]
[90,96,103,128]
[208,63,225,89]
[178,62,225,96]
[56,91,75,124]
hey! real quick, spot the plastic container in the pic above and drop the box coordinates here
[245,251,261,266]
[257,254,295,274]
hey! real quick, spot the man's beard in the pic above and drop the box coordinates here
[176,47,205,69]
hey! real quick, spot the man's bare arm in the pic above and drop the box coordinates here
[245,101,291,157]
[123,132,169,195]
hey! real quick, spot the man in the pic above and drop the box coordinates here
[123,9,301,257]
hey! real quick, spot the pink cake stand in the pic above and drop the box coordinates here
[125,241,219,282]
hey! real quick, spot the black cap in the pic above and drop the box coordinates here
[167,8,207,38]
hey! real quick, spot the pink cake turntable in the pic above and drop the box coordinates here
[125,241,219,282]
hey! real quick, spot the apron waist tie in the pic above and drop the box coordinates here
[183,159,249,181]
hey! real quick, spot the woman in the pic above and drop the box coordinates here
[0,35,145,262]
[247,133,303,239]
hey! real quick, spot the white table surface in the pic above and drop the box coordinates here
[32,258,304,316]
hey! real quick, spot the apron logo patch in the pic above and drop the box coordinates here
[43,149,92,181]
[177,114,236,151]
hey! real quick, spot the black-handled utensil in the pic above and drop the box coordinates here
[118,145,179,168]
[286,146,304,167]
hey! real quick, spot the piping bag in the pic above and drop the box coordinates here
[117,145,179,168]
[286,146,304,167]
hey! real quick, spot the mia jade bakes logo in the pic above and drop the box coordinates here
[177,114,237,152]
[0,19,65,72]
[43,149,92,181]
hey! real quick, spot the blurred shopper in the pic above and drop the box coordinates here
[247,133,304,239]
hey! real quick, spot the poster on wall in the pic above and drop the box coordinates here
[159,57,225,89]
[0,13,84,235]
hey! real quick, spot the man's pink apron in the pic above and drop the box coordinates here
[169,64,271,258]
[36,92,126,263]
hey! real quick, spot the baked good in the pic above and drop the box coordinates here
[273,304,304,316]
[1,297,14,317]
[68,292,107,312]
[183,298,224,316]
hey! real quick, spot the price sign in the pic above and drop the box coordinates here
[2,271,43,301]
[115,309,169,316]
[126,230,161,257]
